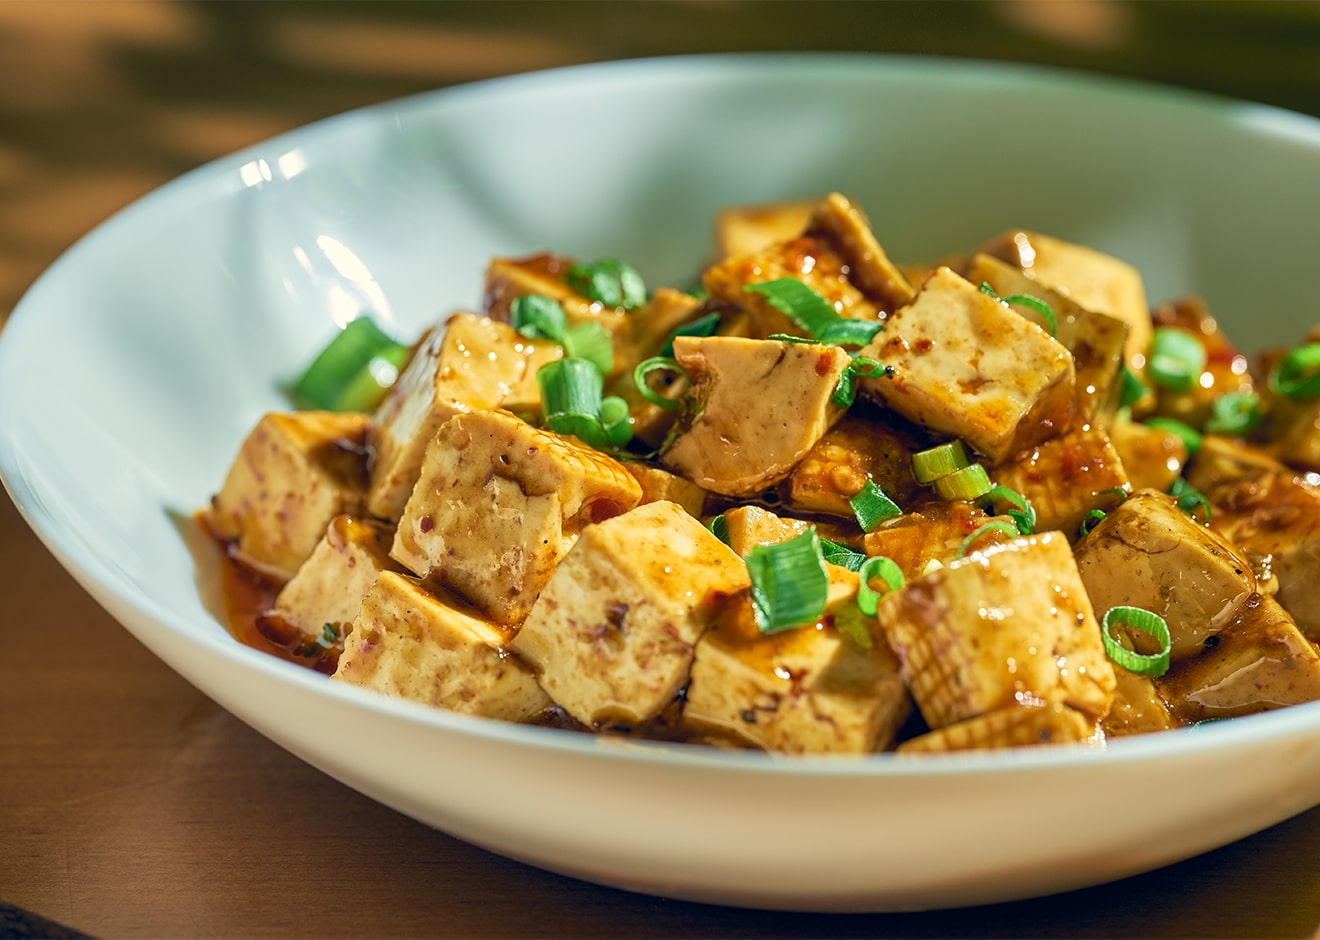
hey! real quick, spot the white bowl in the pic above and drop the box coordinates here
[5,53,1320,913]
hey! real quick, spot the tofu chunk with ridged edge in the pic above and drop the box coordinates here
[333,571,550,721]
[367,312,561,521]
[859,267,1076,465]
[1073,490,1256,661]
[509,501,750,728]
[392,410,642,629]
[897,702,1097,753]
[683,563,911,754]
[210,411,370,580]
[874,531,1116,730]
[268,514,400,641]
[992,425,1131,538]
[661,336,852,497]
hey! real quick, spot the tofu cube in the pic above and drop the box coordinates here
[683,563,911,754]
[861,500,1013,581]
[897,702,1097,753]
[992,426,1131,538]
[392,410,642,628]
[661,336,852,497]
[510,501,750,727]
[210,411,370,579]
[859,267,1076,465]
[367,312,560,520]
[715,199,817,258]
[874,532,1116,729]
[333,571,550,721]
[623,462,708,518]
[1102,668,1176,737]
[484,252,626,337]
[1109,417,1189,493]
[1074,490,1256,661]
[717,505,813,558]
[785,411,925,519]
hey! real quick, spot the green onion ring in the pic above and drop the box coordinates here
[1270,343,1320,400]
[632,356,690,410]
[856,556,905,617]
[1101,606,1172,677]
[956,520,1019,559]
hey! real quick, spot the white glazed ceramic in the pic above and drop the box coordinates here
[4,54,1320,912]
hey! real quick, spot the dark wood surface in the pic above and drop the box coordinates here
[4,3,1320,936]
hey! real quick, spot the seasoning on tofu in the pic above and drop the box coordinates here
[199,192,1320,755]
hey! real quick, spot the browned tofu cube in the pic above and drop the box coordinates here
[392,410,642,628]
[897,702,1097,753]
[874,532,1116,730]
[684,564,911,754]
[715,199,817,258]
[367,312,561,521]
[1101,668,1176,738]
[510,501,750,727]
[992,426,1130,538]
[784,411,926,519]
[623,462,707,517]
[484,252,625,336]
[717,505,814,558]
[1109,418,1189,493]
[859,267,1076,465]
[333,571,550,721]
[861,500,1013,581]
[210,411,370,580]
[1147,297,1256,430]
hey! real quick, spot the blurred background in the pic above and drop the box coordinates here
[1,0,1319,323]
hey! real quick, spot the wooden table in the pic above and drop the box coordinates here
[4,3,1320,936]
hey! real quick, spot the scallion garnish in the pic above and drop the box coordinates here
[746,529,830,635]
[1144,417,1202,455]
[1079,509,1107,537]
[744,278,882,347]
[708,513,730,546]
[1147,328,1206,394]
[291,316,410,413]
[979,282,1057,336]
[1270,343,1320,400]
[912,440,970,484]
[1169,476,1211,523]
[537,358,631,451]
[1117,365,1149,410]
[856,555,904,617]
[831,357,891,408]
[1101,606,1172,678]
[566,258,647,310]
[935,462,993,501]
[660,312,721,357]
[849,479,903,532]
[1204,391,1262,436]
[820,538,866,572]
[977,485,1036,535]
[633,356,690,410]
[956,520,1019,558]
[512,294,614,372]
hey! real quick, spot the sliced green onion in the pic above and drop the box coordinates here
[1148,328,1206,394]
[832,605,874,650]
[746,529,829,635]
[979,283,1057,336]
[1144,417,1202,455]
[957,520,1019,558]
[820,538,866,572]
[598,395,633,447]
[1079,509,1107,537]
[849,479,903,532]
[1106,485,1130,504]
[856,555,904,617]
[935,463,993,501]
[977,485,1036,535]
[745,278,882,347]
[660,312,721,357]
[633,356,690,410]
[566,258,647,310]
[708,513,730,546]
[831,357,890,408]
[1101,606,1172,678]
[510,294,568,343]
[564,322,614,374]
[291,316,410,413]
[1270,344,1320,400]
[538,358,629,451]
[912,440,970,484]
[681,282,709,302]
[1204,391,1262,437]
[1169,477,1211,523]
[1117,365,1149,410]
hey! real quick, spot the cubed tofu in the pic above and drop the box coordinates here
[661,336,852,496]
[510,501,750,727]
[874,531,1116,729]
[1073,490,1256,661]
[367,313,561,520]
[1148,297,1256,430]
[992,426,1130,538]
[784,410,926,519]
[1199,470,1320,639]
[623,462,707,517]
[897,702,1097,753]
[859,267,1076,465]
[210,411,370,580]
[268,514,399,640]
[333,571,550,721]
[978,230,1151,368]
[1109,417,1189,493]
[715,199,818,258]
[1184,434,1287,493]
[683,564,911,754]
[861,500,1015,581]
[392,410,642,628]
[1101,667,1176,737]
[717,505,814,558]
[966,252,1128,422]
[1259,350,1320,472]
[484,252,626,336]
[1158,593,1320,722]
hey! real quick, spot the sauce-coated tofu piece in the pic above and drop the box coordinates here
[859,267,1076,465]
[333,571,550,721]
[785,411,926,519]
[874,532,1116,730]
[897,702,1097,753]
[484,252,625,336]
[210,411,370,580]
[978,230,1151,368]
[683,565,910,754]
[662,336,852,497]
[623,462,707,518]
[1158,593,1320,722]
[861,500,1013,581]
[392,410,642,629]
[269,514,399,640]
[1109,418,1189,493]
[715,199,817,258]
[717,505,813,558]
[510,501,749,728]
[993,426,1130,538]
[1074,490,1255,661]
[1101,668,1176,737]
[1148,297,1255,430]
[367,313,560,521]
